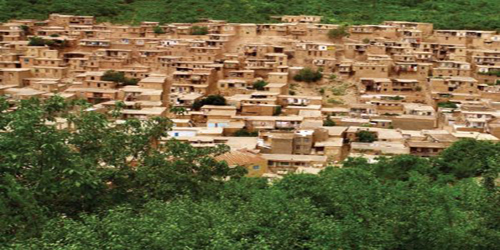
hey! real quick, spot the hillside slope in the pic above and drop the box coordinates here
[0,0,499,30]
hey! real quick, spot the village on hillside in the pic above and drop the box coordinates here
[1,14,500,178]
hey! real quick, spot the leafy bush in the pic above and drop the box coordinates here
[387,95,404,101]
[479,70,500,77]
[191,95,227,110]
[327,98,344,104]
[356,130,377,143]
[28,37,67,48]
[153,25,165,34]
[273,106,282,116]
[437,101,458,109]
[252,80,268,90]
[331,84,347,96]
[233,128,258,137]
[28,37,47,46]
[323,115,336,126]
[327,25,349,39]
[293,68,322,83]
[101,70,139,86]
[191,26,208,35]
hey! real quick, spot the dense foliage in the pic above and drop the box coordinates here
[233,128,259,137]
[2,0,500,30]
[102,70,140,86]
[153,25,165,34]
[437,101,458,109]
[0,96,245,244]
[323,115,336,126]
[293,68,323,83]
[327,25,349,39]
[190,25,209,35]
[1,97,500,248]
[356,130,378,143]
[252,80,268,91]
[191,94,227,110]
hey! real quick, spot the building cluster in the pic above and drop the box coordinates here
[1,14,500,177]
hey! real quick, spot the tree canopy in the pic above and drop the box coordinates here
[191,95,227,110]
[253,80,268,90]
[293,68,323,83]
[102,70,139,86]
[2,0,500,30]
[1,96,500,248]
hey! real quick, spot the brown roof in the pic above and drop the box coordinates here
[215,150,264,166]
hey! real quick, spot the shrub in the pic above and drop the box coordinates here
[356,130,377,143]
[328,98,344,104]
[387,95,404,101]
[252,80,268,90]
[233,128,258,137]
[20,25,30,34]
[294,68,322,83]
[102,70,139,86]
[154,26,165,34]
[273,106,282,116]
[323,115,336,126]
[327,25,349,39]
[479,70,500,77]
[28,37,46,46]
[437,101,458,109]
[331,84,348,96]
[153,26,165,35]
[191,26,208,35]
[192,95,226,110]
[102,70,126,83]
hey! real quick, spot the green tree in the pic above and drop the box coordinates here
[356,130,377,143]
[252,80,268,90]
[0,96,246,243]
[16,167,500,249]
[273,106,282,116]
[293,68,322,83]
[153,25,165,34]
[323,115,336,126]
[233,128,258,137]
[101,70,139,86]
[435,139,500,179]
[191,25,208,35]
[28,36,46,46]
[327,25,349,40]
[437,101,458,109]
[169,106,187,116]
[191,95,227,110]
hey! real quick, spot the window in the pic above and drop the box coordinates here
[253,165,260,170]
